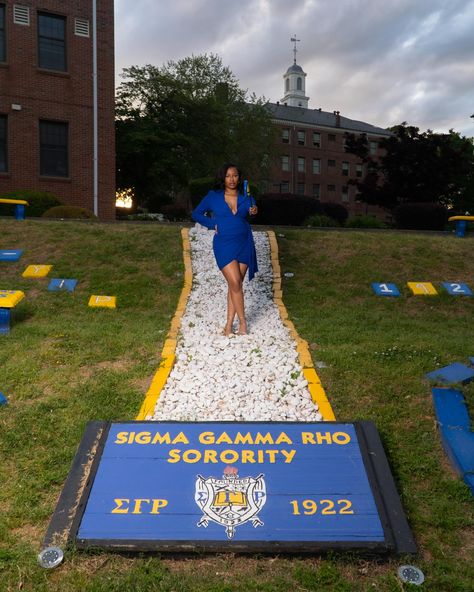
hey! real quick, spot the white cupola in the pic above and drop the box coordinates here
[280,36,309,108]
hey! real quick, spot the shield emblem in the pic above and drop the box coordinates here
[195,466,266,539]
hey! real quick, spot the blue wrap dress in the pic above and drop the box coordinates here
[192,190,258,281]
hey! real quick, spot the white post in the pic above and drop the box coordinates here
[92,0,99,217]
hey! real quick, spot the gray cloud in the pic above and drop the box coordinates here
[115,0,474,136]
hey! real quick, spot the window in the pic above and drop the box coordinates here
[297,182,305,195]
[38,12,66,71]
[281,155,289,171]
[40,120,68,176]
[312,183,320,198]
[297,77,302,90]
[328,159,336,167]
[370,141,378,155]
[0,115,7,172]
[312,132,321,147]
[327,184,335,192]
[0,4,5,62]
[356,164,363,178]
[297,130,305,145]
[282,129,289,143]
[281,181,289,193]
[297,157,305,172]
[328,133,336,142]
[342,161,349,176]
[285,78,289,92]
[312,159,321,174]
[342,186,349,202]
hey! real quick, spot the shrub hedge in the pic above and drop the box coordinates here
[253,193,348,226]
[42,205,97,219]
[0,190,63,217]
[393,202,449,230]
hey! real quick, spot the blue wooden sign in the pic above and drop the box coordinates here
[442,282,473,296]
[0,250,23,262]
[48,279,78,292]
[371,283,400,297]
[45,421,416,554]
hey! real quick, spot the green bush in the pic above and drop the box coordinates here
[42,205,97,219]
[159,203,188,221]
[345,215,387,228]
[393,202,449,230]
[304,214,340,228]
[0,190,63,217]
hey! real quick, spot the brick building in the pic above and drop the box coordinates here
[266,53,391,217]
[0,0,115,220]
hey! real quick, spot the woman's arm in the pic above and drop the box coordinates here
[192,192,216,230]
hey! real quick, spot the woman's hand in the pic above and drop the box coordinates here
[249,206,258,216]
[214,224,218,234]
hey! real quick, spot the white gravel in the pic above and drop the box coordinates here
[152,225,323,422]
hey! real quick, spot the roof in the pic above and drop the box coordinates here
[285,63,305,74]
[267,102,391,136]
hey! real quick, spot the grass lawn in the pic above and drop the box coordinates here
[0,220,473,591]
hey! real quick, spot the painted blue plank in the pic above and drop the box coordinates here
[77,422,385,543]
[371,283,400,297]
[440,427,474,475]
[47,279,78,292]
[0,250,23,262]
[442,282,473,296]
[426,363,474,385]
[432,388,470,429]
[0,308,11,335]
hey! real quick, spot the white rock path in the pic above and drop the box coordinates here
[152,225,323,422]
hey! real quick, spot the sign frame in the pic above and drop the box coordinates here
[43,421,416,555]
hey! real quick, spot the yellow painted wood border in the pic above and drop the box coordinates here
[267,231,336,421]
[136,228,193,420]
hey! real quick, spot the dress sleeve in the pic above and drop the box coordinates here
[192,191,216,230]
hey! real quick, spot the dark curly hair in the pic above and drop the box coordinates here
[214,163,243,191]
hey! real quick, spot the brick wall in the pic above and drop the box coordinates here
[270,121,387,219]
[0,0,115,220]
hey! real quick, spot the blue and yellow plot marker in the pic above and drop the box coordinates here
[407,282,438,296]
[48,279,78,292]
[442,282,472,296]
[23,265,52,278]
[43,421,417,554]
[0,250,23,262]
[372,283,400,297]
[0,290,25,334]
[88,295,116,308]
[0,392,7,405]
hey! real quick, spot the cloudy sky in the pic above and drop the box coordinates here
[115,0,474,137]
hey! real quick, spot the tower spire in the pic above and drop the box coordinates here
[290,35,300,64]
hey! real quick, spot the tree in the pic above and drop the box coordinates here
[345,124,474,212]
[116,54,277,210]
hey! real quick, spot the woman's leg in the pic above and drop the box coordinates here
[221,260,248,334]
[224,263,248,334]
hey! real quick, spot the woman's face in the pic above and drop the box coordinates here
[224,167,239,191]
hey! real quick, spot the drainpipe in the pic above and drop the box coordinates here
[92,0,98,217]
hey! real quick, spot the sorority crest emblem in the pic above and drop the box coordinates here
[195,465,266,539]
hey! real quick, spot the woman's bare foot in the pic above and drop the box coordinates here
[223,323,233,336]
[238,320,247,335]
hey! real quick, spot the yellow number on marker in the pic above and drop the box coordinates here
[320,499,336,514]
[338,499,354,514]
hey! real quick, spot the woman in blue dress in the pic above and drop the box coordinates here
[192,164,258,336]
